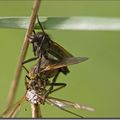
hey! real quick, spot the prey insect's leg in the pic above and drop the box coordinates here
[49,83,66,94]
[22,65,29,73]
[1,96,25,118]
[25,75,31,90]
[25,75,31,80]
[45,71,60,96]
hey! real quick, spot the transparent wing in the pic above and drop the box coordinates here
[41,57,88,72]
[47,96,94,112]
[45,96,94,118]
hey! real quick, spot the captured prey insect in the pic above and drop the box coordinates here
[24,55,88,97]
[1,56,93,118]
[23,56,91,117]
[1,63,94,118]
[1,90,94,118]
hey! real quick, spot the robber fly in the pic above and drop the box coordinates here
[23,16,78,76]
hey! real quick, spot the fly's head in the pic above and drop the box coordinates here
[29,32,50,45]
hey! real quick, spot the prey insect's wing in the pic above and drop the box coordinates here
[47,96,94,112]
[45,96,94,118]
[46,98,83,118]
[1,96,25,118]
[41,57,88,72]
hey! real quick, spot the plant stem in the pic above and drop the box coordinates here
[4,0,41,115]
[31,103,42,118]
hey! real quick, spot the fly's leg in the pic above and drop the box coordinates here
[32,42,37,56]
[37,15,45,33]
[23,56,39,65]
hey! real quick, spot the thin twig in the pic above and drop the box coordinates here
[31,103,42,118]
[4,0,41,115]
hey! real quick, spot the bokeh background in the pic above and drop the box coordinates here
[0,0,120,118]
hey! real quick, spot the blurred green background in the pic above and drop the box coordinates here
[0,0,120,118]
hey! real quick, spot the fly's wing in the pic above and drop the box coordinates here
[49,40,73,59]
[47,96,94,112]
[41,57,88,72]
[1,96,25,118]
